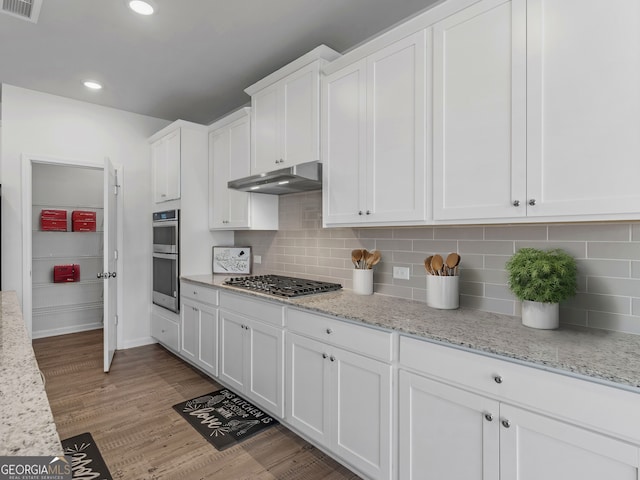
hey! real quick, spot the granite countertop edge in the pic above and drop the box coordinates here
[183,274,640,393]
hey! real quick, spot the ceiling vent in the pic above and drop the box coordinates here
[1,0,43,23]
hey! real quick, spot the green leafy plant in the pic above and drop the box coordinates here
[506,248,577,304]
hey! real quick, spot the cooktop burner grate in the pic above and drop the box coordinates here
[223,275,342,297]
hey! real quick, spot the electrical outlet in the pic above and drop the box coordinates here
[254,255,262,264]
[393,266,410,280]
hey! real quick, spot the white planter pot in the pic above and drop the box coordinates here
[521,300,559,329]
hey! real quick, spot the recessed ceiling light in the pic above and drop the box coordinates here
[129,0,155,15]
[83,80,103,90]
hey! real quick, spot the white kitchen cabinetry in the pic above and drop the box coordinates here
[433,0,526,221]
[219,291,285,418]
[434,0,640,222]
[286,309,393,480]
[323,30,427,227]
[180,282,219,377]
[245,46,340,175]
[399,336,640,480]
[151,305,180,353]
[151,129,181,203]
[208,108,278,230]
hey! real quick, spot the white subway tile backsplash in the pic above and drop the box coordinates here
[236,193,640,335]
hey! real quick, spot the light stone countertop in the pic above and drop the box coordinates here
[184,274,640,392]
[0,291,63,456]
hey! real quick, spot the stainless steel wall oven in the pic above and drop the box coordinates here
[152,209,179,312]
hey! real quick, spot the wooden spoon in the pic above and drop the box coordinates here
[361,249,371,269]
[367,250,382,269]
[424,256,434,275]
[445,252,461,276]
[431,254,444,276]
[351,249,363,269]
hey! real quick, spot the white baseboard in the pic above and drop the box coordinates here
[32,323,102,339]
[119,336,157,350]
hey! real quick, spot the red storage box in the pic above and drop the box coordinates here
[53,264,80,283]
[41,209,67,220]
[72,220,96,232]
[41,218,68,231]
[72,210,97,222]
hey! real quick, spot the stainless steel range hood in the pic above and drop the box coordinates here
[227,161,322,195]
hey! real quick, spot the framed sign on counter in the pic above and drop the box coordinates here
[212,246,251,274]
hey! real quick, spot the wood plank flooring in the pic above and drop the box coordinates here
[33,330,361,480]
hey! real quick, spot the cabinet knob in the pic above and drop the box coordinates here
[493,375,503,384]
[161,193,167,197]
[501,419,511,428]
[322,353,328,359]
[326,328,333,334]
[484,413,494,422]
[512,200,520,207]
[329,355,336,362]
[528,199,536,206]
[193,291,197,295]
[366,210,371,215]
[161,329,166,333]
[358,211,363,215]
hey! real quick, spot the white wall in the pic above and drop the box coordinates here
[1,84,171,347]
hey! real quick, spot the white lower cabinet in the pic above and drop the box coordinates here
[399,337,640,480]
[286,324,392,480]
[151,306,180,353]
[219,292,284,418]
[180,298,218,377]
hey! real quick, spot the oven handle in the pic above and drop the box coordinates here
[152,252,178,260]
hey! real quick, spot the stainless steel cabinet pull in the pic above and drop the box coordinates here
[322,353,328,359]
[493,375,503,384]
[502,419,511,428]
[365,210,371,215]
[484,413,493,422]
[329,355,335,362]
[358,211,363,215]
[512,200,520,207]
[326,328,333,334]
[528,199,536,206]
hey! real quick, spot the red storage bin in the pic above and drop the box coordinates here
[72,220,96,232]
[41,209,68,231]
[53,264,80,283]
[72,210,97,222]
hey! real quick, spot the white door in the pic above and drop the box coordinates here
[332,347,392,480]
[399,370,500,480]
[247,319,284,417]
[103,157,118,372]
[500,404,640,480]
[433,0,526,220]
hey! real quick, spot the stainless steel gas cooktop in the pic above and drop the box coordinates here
[224,275,342,298]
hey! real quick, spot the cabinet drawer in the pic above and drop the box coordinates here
[400,335,640,443]
[219,291,284,326]
[287,308,393,362]
[151,312,179,352]
[181,282,219,306]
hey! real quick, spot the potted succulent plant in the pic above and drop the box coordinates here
[506,248,577,329]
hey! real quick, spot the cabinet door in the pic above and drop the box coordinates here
[226,117,252,227]
[332,347,392,480]
[180,300,199,363]
[198,303,218,377]
[285,333,331,447]
[433,0,526,220]
[398,370,500,480]
[366,30,428,224]
[247,319,284,417]
[281,61,320,168]
[322,59,367,225]
[209,128,231,229]
[500,404,640,480]
[219,310,246,391]
[164,129,181,201]
[151,139,167,204]
[251,83,280,174]
[526,0,640,217]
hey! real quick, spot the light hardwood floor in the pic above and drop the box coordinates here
[33,330,361,480]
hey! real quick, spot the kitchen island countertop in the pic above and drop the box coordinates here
[0,291,63,456]
[184,274,640,392]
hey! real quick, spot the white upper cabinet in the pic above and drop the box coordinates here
[434,0,640,222]
[208,108,278,230]
[323,30,428,227]
[245,46,341,175]
[525,0,640,218]
[151,128,181,203]
[433,0,526,221]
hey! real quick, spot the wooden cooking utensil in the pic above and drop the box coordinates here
[431,254,444,276]
[361,249,370,269]
[445,252,461,276]
[367,250,381,269]
[352,249,363,269]
[424,255,434,275]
